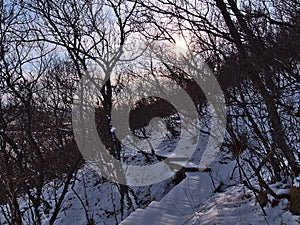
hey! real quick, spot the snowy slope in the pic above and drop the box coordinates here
[1,119,299,225]
[185,184,300,225]
[120,152,238,225]
[120,152,300,225]
[121,175,300,225]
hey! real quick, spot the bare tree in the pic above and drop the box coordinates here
[136,0,300,202]
[26,0,142,219]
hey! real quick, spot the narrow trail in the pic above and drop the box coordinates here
[120,172,213,225]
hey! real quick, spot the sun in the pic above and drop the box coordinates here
[173,35,189,55]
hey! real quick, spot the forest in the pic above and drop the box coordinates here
[0,0,299,224]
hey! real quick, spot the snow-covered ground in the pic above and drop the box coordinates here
[0,121,187,225]
[1,118,299,225]
[121,167,300,225]
[45,165,176,225]
[120,150,237,225]
[120,149,300,225]
[186,184,300,225]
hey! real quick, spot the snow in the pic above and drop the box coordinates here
[111,127,116,133]
[1,117,299,224]
[186,185,300,225]
[121,152,300,225]
[120,151,239,225]
[43,164,177,225]
[120,172,214,225]
[122,174,300,225]
[294,175,300,188]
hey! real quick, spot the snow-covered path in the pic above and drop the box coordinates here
[120,155,300,225]
[120,172,214,225]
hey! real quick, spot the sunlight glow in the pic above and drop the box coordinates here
[173,35,189,55]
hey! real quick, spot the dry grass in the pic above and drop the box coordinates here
[290,186,300,215]
[257,191,268,208]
